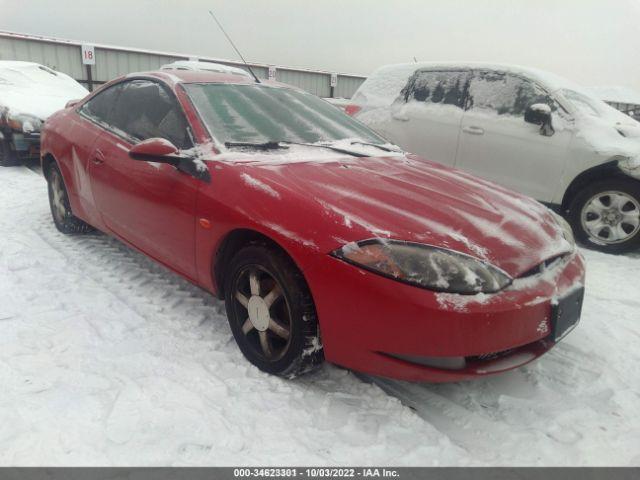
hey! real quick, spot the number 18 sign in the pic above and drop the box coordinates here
[81,44,95,65]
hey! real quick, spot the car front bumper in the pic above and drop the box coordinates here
[306,249,586,382]
[6,131,41,159]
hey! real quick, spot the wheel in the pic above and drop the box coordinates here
[224,243,323,378]
[567,177,640,253]
[0,138,17,167]
[46,162,94,234]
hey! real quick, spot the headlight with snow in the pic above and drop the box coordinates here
[618,156,640,177]
[551,211,575,245]
[7,114,43,134]
[332,239,512,294]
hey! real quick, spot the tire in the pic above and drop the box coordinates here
[0,138,17,167]
[46,162,94,234]
[567,177,640,254]
[224,243,324,378]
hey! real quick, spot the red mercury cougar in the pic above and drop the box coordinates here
[40,70,586,382]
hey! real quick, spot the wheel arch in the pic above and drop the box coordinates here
[561,158,630,213]
[212,228,307,299]
[41,152,57,180]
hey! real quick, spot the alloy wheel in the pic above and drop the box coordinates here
[50,170,68,224]
[581,190,640,244]
[232,266,292,362]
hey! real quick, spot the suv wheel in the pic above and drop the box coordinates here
[46,162,94,234]
[224,243,324,378]
[568,178,640,253]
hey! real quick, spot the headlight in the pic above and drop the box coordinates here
[7,114,43,134]
[332,239,512,295]
[551,211,575,245]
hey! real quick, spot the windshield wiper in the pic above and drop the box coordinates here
[350,141,403,153]
[225,140,372,158]
[224,141,289,150]
[280,141,369,158]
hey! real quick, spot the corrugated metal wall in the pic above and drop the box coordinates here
[0,32,366,98]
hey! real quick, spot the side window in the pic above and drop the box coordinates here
[109,80,192,149]
[79,84,122,125]
[467,71,554,116]
[399,70,469,109]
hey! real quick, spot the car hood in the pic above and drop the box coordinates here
[210,151,572,278]
[0,83,88,120]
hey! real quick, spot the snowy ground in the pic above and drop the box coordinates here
[0,165,639,466]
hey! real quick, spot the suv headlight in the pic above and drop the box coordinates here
[332,239,512,295]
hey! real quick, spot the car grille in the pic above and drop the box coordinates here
[466,348,515,363]
[518,253,568,278]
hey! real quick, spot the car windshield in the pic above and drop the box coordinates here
[182,83,385,145]
[560,89,603,117]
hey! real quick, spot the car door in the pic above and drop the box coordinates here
[455,70,572,202]
[87,79,200,280]
[67,84,122,227]
[384,69,470,167]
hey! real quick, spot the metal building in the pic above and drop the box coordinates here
[0,30,366,99]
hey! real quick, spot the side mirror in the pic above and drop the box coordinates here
[66,99,81,109]
[129,138,211,183]
[129,138,180,161]
[525,103,554,136]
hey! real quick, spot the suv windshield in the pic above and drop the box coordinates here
[560,89,602,117]
[183,83,385,145]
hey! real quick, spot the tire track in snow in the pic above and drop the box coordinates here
[0,166,464,466]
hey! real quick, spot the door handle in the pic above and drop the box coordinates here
[92,149,105,165]
[462,126,485,135]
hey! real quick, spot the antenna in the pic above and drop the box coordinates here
[208,10,261,83]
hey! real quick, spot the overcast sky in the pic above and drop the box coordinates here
[1,0,639,90]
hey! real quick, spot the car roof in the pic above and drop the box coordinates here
[0,60,47,71]
[160,60,251,78]
[370,61,582,93]
[121,69,290,89]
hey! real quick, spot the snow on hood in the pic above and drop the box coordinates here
[209,150,572,277]
[559,90,640,171]
[0,61,88,120]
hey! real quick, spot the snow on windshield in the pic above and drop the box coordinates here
[352,63,418,108]
[183,83,385,146]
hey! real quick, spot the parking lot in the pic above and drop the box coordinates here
[1,165,638,466]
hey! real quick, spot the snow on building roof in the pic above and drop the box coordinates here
[585,86,640,106]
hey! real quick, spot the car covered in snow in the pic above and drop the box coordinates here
[347,62,640,253]
[161,60,250,78]
[40,69,585,382]
[0,61,88,166]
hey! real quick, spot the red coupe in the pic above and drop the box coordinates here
[40,70,586,382]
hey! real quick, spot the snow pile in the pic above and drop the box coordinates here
[1,166,639,466]
[0,61,88,120]
[240,173,281,198]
